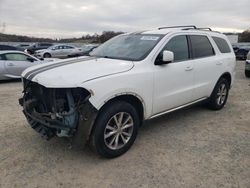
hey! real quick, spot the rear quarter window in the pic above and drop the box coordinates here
[190,35,215,58]
[212,37,231,53]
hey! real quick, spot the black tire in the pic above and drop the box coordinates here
[245,70,250,78]
[207,78,230,110]
[90,101,139,158]
[43,53,51,58]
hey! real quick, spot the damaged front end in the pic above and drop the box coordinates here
[19,79,97,142]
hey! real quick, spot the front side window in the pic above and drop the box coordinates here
[212,37,231,53]
[5,53,30,61]
[90,34,163,61]
[160,35,189,62]
[190,35,214,58]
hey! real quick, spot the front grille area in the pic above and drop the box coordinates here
[20,79,90,139]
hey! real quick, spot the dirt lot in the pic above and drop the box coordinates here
[0,61,249,188]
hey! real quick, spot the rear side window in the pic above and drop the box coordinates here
[163,35,189,62]
[212,37,231,53]
[190,35,214,58]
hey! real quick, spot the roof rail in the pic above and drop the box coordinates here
[197,27,212,31]
[158,25,197,30]
[182,27,221,33]
[182,27,212,31]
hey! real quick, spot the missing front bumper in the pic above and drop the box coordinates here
[19,80,98,143]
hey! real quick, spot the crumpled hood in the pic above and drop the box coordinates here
[22,56,134,88]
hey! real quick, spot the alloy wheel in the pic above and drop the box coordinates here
[104,112,134,150]
[216,83,227,105]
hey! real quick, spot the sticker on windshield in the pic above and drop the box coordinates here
[140,36,159,41]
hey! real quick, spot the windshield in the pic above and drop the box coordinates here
[90,34,163,61]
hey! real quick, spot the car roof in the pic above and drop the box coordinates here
[0,44,15,47]
[0,50,26,54]
[51,44,75,47]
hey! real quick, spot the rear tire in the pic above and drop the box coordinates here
[43,53,51,58]
[245,70,250,78]
[207,78,230,110]
[90,101,139,158]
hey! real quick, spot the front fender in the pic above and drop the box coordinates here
[78,72,154,119]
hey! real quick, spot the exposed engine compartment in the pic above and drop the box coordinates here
[20,79,91,140]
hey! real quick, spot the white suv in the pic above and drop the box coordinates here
[19,26,236,158]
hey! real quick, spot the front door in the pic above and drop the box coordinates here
[153,35,195,115]
[4,53,38,76]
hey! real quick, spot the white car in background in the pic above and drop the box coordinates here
[0,51,57,80]
[34,44,83,58]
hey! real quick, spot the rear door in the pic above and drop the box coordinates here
[64,45,77,56]
[51,46,63,58]
[4,53,39,76]
[188,35,222,99]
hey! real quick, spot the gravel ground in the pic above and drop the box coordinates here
[0,61,249,188]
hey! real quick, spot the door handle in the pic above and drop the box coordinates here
[185,66,193,71]
[7,63,14,66]
[216,61,223,65]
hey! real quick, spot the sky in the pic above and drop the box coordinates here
[0,0,249,38]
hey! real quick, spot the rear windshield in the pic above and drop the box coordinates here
[212,37,231,53]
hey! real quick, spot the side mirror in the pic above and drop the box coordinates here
[27,57,34,62]
[155,50,174,65]
[163,50,174,63]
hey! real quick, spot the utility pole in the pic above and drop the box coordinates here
[0,22,6,33]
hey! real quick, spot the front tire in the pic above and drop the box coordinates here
[90,101,139,158]
[207,78,230,110]
[43,53,51,58]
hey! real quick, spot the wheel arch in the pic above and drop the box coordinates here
[98,93,145,124]
[86,93,145,144]
[43,52,51,58]
[219,72,232,87]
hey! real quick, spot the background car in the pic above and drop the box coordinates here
[246,51,250,78]
[0,44,23,51]
[15,43,31,50]
[235,47,250,60]
[0,51,56,80]
[34,44,83,58]
[25,42,54,54]
[80,44,100,56]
